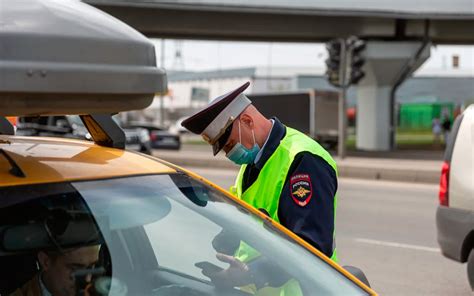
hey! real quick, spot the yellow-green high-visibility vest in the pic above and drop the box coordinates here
[230,126,338,262]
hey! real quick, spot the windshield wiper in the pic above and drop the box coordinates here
[0,148,26,178]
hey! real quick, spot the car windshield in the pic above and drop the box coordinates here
[0,174,368,296]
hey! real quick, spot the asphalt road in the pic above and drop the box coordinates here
[190,167,471,296]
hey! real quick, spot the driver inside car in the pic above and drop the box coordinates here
[10,245,100,296]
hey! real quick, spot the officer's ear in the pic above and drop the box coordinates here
[239,113,254,129]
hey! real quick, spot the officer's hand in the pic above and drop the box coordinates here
[202,253,252,288]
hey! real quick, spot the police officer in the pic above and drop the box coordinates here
[182,81,338,262]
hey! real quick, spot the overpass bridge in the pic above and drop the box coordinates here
[85,0,474,151]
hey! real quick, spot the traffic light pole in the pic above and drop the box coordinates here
[160,39,165,127]
[338,85,348,159]
[338,40,348,159]
[326,36,365,159]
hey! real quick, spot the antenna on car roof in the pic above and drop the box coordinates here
[79,114,126,149]
[0,117,14,135]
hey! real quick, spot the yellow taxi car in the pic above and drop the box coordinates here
[0,135,376,296]
[0,0,376,295]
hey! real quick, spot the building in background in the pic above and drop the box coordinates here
[141,66,473,128]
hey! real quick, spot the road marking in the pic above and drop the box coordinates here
[341,177,438,190]
[355,238,440,253]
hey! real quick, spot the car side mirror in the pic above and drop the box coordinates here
[342,265,371,288]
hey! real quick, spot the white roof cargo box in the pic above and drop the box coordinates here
[0,0,167,116]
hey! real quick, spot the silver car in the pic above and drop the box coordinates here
[436,104,474,290]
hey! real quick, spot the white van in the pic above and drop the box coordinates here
[436,104,474,290]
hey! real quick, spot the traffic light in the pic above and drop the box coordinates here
[325,39,344,87]
[325,37,366,88]
[347,38,366,85]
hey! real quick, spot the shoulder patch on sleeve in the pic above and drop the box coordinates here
[290,173,313,207]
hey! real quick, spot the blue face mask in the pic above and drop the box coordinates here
[226,121,260,165]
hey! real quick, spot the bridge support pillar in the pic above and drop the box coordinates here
[356,41,430,151]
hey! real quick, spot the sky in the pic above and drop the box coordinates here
[152,39,474,73]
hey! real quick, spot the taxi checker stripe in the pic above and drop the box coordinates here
[201,93,251,144]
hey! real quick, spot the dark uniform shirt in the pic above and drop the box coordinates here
[241,118,337,257]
